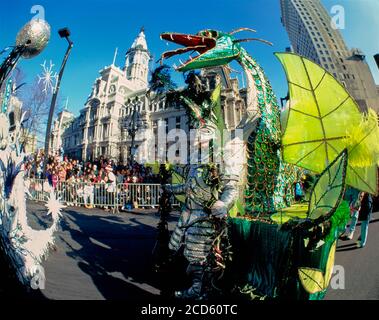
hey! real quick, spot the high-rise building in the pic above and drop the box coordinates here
[280,0,379,113]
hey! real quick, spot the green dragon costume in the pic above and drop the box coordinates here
[161,28,296,216]
[160,28,379,300]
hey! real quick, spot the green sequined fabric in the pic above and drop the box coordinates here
[240,52,298,217]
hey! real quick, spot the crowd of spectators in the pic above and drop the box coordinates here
[25,151,160,210]
[26,151,159,184]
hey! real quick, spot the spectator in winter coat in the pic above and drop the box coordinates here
[342,189,361,240]
[357,192,373,248]
[51,170,59,190]
[344,191,373,248]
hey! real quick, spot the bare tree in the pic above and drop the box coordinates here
[12,67,26,90]
[16,76,63,151]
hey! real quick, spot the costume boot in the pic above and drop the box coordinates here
[175,263,206,300]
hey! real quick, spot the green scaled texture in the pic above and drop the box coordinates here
[239,50,297,217]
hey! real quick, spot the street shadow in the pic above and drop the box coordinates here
[337,217,379,253]
[336,244,359,252]
[26,203,53,230]
[53,208,185,300]
[337,242,356,249]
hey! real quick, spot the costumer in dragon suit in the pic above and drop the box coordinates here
[165,85,243,300]
[167,164,238,299]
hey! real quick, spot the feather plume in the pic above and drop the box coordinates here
[343,108,379,168]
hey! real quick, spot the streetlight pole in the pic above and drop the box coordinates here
[43,28,73,174]
[126,97,140,165]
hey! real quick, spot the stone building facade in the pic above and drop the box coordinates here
[51,29,247,164]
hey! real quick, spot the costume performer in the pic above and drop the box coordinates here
[166,85,242,299]
[0,19,63,293]
[160,28,379,299]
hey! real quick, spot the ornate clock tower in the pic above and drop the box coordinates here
[124,27,151,91]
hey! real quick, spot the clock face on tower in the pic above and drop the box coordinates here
[109,85,116,94]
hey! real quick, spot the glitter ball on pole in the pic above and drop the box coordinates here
[15,19,51,59]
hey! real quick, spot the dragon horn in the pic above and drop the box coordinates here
[156,56,164,65]
[229,27,257,35]
[233,38,273,46]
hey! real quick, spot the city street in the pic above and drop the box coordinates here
[1,0,379,306]
[25,201,379,300]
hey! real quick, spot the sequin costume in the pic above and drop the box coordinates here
[160,28,379,300]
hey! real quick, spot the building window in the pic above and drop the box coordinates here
[103,124,108,139]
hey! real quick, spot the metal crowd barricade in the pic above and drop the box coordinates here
[26,179,181,211]
[117,183,160,208]
[26,178,51,202]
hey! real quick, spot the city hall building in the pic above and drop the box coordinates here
[50,28,247,163]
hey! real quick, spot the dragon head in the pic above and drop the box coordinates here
[160,28,272,72]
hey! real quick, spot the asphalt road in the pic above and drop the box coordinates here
[25,201,378,300]
[26,201,184,300]
[325,211,379,300]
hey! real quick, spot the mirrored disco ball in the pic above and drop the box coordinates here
[16,19,51,59]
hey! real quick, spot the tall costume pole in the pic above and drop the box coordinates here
[0,46,28,89]
[152,164,172,271]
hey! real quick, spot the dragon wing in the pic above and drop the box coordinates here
[307,149,347,221]
[276,52,379,195]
